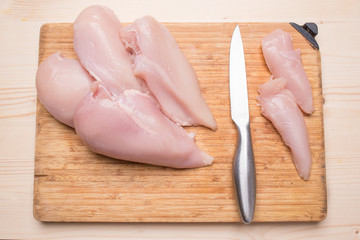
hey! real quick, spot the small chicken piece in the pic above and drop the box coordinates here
[120,16,217,130]
[261,29,314,114]
[35,52,94,127]
[73,5,142,94]
[74,82,213,168]
[257,77,312,180]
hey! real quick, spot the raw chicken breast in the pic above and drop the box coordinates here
[73,5,142,94]
[120,16,217,130]
[36,52,94,127]
[261,29,314,114]
[74,82,213,168]
[257,77,312,180]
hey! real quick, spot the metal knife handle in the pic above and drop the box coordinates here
[234,121,256,224]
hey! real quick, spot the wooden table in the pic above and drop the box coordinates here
[1,0,359,239]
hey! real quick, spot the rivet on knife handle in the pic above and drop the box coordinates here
[229,25,256,224]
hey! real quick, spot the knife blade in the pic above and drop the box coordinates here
[229,25,256,224]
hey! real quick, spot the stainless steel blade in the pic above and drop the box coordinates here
[229,25,249,125]
[229,25,256,224]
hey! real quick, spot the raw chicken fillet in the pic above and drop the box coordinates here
[261,29,314,114]
[120,16,217,130]
[257,78,312,180]
[36,52,94,127]
[74,83,213,168]
[73,5,142,94]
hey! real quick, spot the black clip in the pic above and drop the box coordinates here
[290,22,319,50]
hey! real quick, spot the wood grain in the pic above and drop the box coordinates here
[33,22,326,222]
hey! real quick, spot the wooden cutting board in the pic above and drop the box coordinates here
[34,22,326,222]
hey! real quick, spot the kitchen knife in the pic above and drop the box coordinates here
[229,25,256,224]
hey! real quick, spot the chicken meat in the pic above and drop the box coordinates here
[120,16,217,130]
[261,29,314,114]
[73,5,143,94]
[74,82,213,168]
[35,52,94,127]
[36,6,216,169]
[257,77,312,180]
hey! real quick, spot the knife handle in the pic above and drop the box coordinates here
[233,122,256,224]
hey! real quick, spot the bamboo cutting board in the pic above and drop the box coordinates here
[34,22,326,222]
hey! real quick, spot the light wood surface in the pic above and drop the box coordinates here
[1,0,360,239]
[34,22,326,223]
